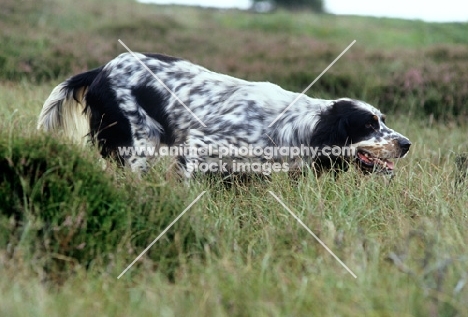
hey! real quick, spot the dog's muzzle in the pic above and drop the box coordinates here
[355,137,411,174]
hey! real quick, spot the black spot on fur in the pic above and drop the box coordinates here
[84,70,133,161]
[66,66,104,103]
[132,85,176,145]
[144,53,182,64]
[307,99,381,174]
[310,100,378,147]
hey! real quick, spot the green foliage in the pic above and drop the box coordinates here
[1,0,468,315]
[0,134,129,272]
[0,132,205,280]
[1,0,468,120]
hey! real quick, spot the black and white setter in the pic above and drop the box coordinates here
[38,52,411,179]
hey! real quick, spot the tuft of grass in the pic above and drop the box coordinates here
[0,129,207,283]
[0,132,126,281]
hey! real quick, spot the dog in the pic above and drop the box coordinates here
[38,52,411,179]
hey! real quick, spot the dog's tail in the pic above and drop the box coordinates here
[37,67,103,144]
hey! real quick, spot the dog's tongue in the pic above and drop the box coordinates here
[374,157,394,170]
[358,152,395,170]
[384,160,394,170]
[358,152,373,164]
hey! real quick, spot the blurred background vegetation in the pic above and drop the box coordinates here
[1,1,468,316]
[1,0,467,120]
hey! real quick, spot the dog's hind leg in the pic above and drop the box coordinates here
[128,118,164,174]
[119,96,163,174]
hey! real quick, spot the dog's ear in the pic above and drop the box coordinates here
[310,112,349,147]
[336,116,350,145]
[323,116,350,147]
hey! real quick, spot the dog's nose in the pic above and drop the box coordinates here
[398,138,411,156]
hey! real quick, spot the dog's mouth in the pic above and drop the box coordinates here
[356,149,394,173]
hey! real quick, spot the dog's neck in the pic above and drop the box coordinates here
[267,96,332,147]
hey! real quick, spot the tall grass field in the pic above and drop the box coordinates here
[1,0,468,316]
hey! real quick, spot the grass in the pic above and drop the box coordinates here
[1,0,468,316]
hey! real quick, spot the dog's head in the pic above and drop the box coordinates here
[311,98,411,174]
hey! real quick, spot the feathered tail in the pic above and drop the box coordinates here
[37,67,103,144]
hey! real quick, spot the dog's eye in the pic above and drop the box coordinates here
[381,116,386,124]
[365,123,373,129]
